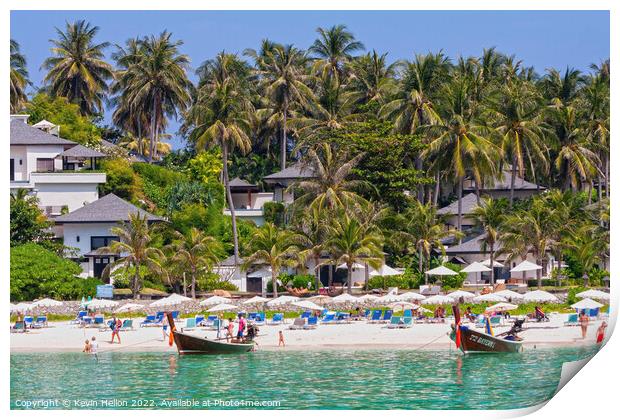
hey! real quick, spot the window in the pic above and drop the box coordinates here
[90,236,119,251]
[36,158,55,172]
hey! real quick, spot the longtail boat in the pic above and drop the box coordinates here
[449,305,523,354]
[166,313,254,355]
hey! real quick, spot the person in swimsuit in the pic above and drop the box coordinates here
[82,339,91,353]
[237,315,246,340]
[226,318,234,342]
[597,321,607,344]
[111,317,122,344]
[579,310,590,339]
[278,330,285,347]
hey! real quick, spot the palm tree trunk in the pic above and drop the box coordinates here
[271,269,278,299]
[509,154,517,208]
[433,172,440,206]
[133,269,141,299]
[191,271,197,299]
[536,255,542,288]
[474,178,481,205]
[314,256,321,292]
[490,242,495,285]
[149,95,158,164]
[364,263,369,291]
[416,157,424,202]
[598,175,603,203]
[457,176,464,237]
[605,157,609,198]
[281,101,288,170]
[418,246,424,275]
[222,144,240,265]
[347,263,352,294]
[328,264,333,288]
[587,182,593,205]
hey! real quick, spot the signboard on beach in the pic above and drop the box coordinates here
[96,285,114,299]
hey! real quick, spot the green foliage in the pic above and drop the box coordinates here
[368,274,415,290]
[440,262,467,290]
[197,272,238,291]
[263,201,285,226]
[566,286,587,305]
[10,190,54,247]
[100,158,143,202]
[167,181,225,214]
[278,273,316,290]
[24,94,101,145]
[186,150,223,183]
[10,243,93,301]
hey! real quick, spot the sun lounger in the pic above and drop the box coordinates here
[195,315,205,326]
[564,313,579,326]
[170,311,179,320]
[414,315,427,324]
[23,316,33,329]
[248,312,258,321]
[378,310,393,324]
[81,316,93,327]
[304,316,318,330]
[254,313,265,325]
[32,316,48,328]
[71,311,87,324]
[120,319,134,331]
[269,313,284,325]
[321,313,336,324]
[364,309,371,318]
[140,315,156,327]
[490,315,502,327]
[403,309,413,318]
[400,317,413,328]
[387,316,402,329]
[11,321,27,333]
[336,312,351,323]
[589,308,600,319]
[301,311,311,319]
[289,317,306,330]
[184,318,197,330]
[368,310,382,323]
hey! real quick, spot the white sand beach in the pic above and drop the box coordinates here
[10,314,605,353]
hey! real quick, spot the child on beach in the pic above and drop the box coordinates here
[597,321,607,344]
[90,336,99,360]
[162,315,169,341]
[82,339,91,353]
[278,330,285,347]
[226,318,234,342]
[111,318,122,344]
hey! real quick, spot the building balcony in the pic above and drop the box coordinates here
[29,171,106,185]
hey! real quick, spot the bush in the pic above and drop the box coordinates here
[440,262,467,290]
[566,286,587,305]
[10,243,94,301]
[278,273,315,290]
[100,159,143,202]
[264,201,285,226]
[198,272,238,292]
[368,274,410,290]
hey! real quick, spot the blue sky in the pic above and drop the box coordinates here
[10,10,610,149]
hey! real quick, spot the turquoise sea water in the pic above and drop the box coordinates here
[11,346,598,410]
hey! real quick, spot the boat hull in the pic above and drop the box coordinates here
[451,325,523,354]
[172,331,254,355]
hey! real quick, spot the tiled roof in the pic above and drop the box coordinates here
[54,193,164,224]
[445,233,503,254]
[264,162,314,182]
[58,144,106,158]
[437,193,479,215]
[10,119,76,146]
[465,170,541,191]
[229,177,258,188]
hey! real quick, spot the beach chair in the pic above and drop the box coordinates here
[248,312,258,321]
[195,315,205,326]
[368,309,382,323]
[120,319,134,331]
[81,316,93,327]
[140,315,156,327]
[269,313,284,325]
[387,316,402,329]
[184,318,197,331]
[400,317,413,328]
[206,315,219,326]
[11,321,27,333]
[474,315,486,328]
[23,316,34,329]
[304,316,319,330]
[364,309,371,318]
[589,308,600,319]
[414,315,428,324]
[301,311,311,319]
[490,316,502,327]
[170,311,180,320]
[403,309,413,318]
[336,312,351,324]
[72,311,87,324]
[379,310,393,324]
[152,313,164,326]
[564,313,579,326]
[289,317,306,330]
[321,313,336,324]
[32,316,48,328]
[254,313,265,325]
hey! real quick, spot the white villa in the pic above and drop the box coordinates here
[10,115,106,216]
[223,177,274,226]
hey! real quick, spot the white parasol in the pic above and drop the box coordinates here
[332,293,359,303]
[446,290,476,301]
[87,298,119,310]
[486,302,519,312]
[292,300,325,311]
[571,298,604,310]
[200,296,232,307]
[398,291,426,301]
[472,293,508,303]
[242,296,271,305]
[421,295,455,305]
[30,298,63,309]
[575,289,610,301]
[115,303,144,313]
[494,289,524,301]
[522,290,559,303]
[206,303,238,313]
[150,293,193,308]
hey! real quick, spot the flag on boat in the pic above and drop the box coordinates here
[485,316,494,336]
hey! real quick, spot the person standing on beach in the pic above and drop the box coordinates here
[162,315,169,341]
[82,339,91,353]
[579,310,590,339]
[90,336,99,361]
[597,321,607,344]
[226,318,234,342]
[278,330,285,347]
[111,318,122,344]
[237,315,246,340]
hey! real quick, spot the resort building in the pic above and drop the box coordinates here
[462,169,544,199]
[10,115,106,217]
[264,162,315,205]
[213,255,249,292]
[53,193,164,279]
[223,177,274,226]
[437,193,479,230]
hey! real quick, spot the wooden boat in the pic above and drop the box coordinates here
[166,313,254,355]
[449,305,523,354]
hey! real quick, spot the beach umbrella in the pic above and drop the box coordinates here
[522,290,559,303]
[389,301,419,312]
[481,259,504,268]
[200,296,232,307]
[333,293,359,303]
[398,291,426,301]
[369,264,400,277]
[494,289,524,301]
[375,293,403,304]
[461,261,492,283]
[243,296,271,305]
[446,290,475,301]
[421,295,454,305]
[12,302,33,312]
[87,299,119,310]
[292,300,325,311]
[206,303,238,313]
[115,303,144,313]
[150,293,193,308]
[266,295,300,307]
[425,266,458,276]
[358,294,379,301]
[510,260,543,273]
[486,302,519,312]
[336,262,365,270]
[472,293,508,303]
[571,298,604,310]
[30,298,63,308]
[575,289,610,301]
[306,295,333,305]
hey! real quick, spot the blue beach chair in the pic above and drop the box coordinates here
[140,315,156,327]
[304,316,318,329]
[321,313,336,324]
[270,313,284,325]
[403,309,413,318]
[23,316,33,329]
[564,313,579,326]
[387,316,402,329]
[184,318,197,330]
[120,319,134,331]
[195,315,205,326]
[254,313,265,325]
[368,310,382,323]
[401,317,413,328]
[72,311,87,324]
[379,310,393,324]
[33,316,48,328]
[301,311,311,319]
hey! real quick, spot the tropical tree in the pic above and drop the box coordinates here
[244,223,300,298]
[565,224,607,287]
[169,227,221,298]
[253,44,314,170]
[470,197,508,284]
[294,205,328,291]
[42,20,113,115]
[185,53,254,264]
[10,39,29,113]
[325,212,383,294]
[309,24,364,84]
[101,212,166,298]
[539,67,584,106]
[115,31,192,161]
[345,50,397,109]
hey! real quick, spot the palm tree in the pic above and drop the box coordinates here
[290,142,369,210]
[485,80,550,206]
[117,31,192,161]
[186,53,254,265]
[10,39,29,113]
[345,50,397,109]
[169,228,221,298]
[539,67,584,106]
[470,197,508,284]
[118,133,172,158]
[254,44,314,170]
[566,224,607,287]
[295,205,328,292]
[326,212,383,294]
[101,212,165,298]
[244,223,300,298]
[42,20,113,115]
[395,200,458,281]
[309,24,364,84]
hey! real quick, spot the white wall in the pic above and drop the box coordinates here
[62,222,118,256]
[9,146,28,181]
[35,183,100,212]
[25,144,64,174]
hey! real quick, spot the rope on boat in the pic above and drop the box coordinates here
[95,337,163,354]
[412,333,449,351]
